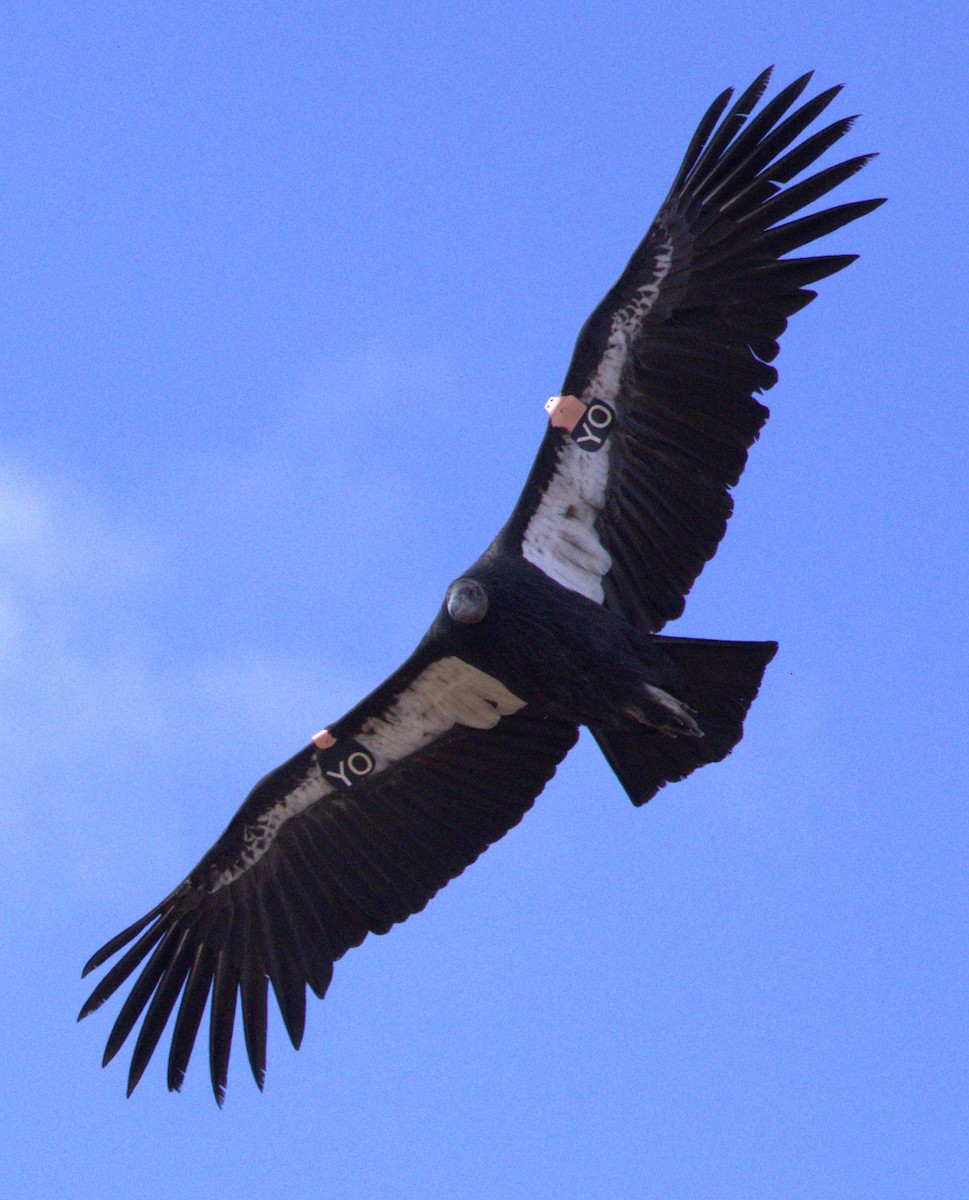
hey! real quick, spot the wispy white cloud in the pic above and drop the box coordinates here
[0,452,381,896]
[0,460,156,745]
[0,461,155,592]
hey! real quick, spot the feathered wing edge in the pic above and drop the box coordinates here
[595,68,884,632]
[79,711,578,1102]
[499,68,883,633]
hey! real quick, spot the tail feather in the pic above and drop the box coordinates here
[593,636,777,807]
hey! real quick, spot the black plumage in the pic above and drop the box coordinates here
[79,68,883,1101]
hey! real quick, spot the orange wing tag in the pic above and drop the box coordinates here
[545,394,587,432]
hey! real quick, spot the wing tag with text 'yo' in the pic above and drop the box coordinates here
[545,395,615,452]
[312,728,375,788]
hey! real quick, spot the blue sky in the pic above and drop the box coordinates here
[2,3,967,1197]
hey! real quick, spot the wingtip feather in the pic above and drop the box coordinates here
[82,900,167,977]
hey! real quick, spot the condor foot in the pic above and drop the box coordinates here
[624,685,703,738]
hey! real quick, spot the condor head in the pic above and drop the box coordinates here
[445,578,489,625]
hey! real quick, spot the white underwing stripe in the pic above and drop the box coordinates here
[357,657,525,761]
[586,237,673,405]
[213,759,328,889]
[521,237,673,603]
[521,441,612,601]
[212,658,524,889]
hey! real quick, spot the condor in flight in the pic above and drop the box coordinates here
[80,68,883,1101]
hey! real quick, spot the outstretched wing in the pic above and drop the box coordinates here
[80,645,578,1101]
[494,68,884,630]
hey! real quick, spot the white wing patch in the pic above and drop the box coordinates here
[521,237,673,604]
[358,657,525,763]
[521,443,612,601]
[213,658,524,890]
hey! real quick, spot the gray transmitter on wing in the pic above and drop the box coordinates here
[79,67,884,1102]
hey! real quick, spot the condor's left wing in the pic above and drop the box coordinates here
[493,68,883,632]
[80,645,577,1101]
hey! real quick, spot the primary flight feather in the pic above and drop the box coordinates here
[80,67,883,1101]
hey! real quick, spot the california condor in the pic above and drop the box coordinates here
[79,67,883,1101]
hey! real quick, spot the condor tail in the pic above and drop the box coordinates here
[593,637,777,807]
